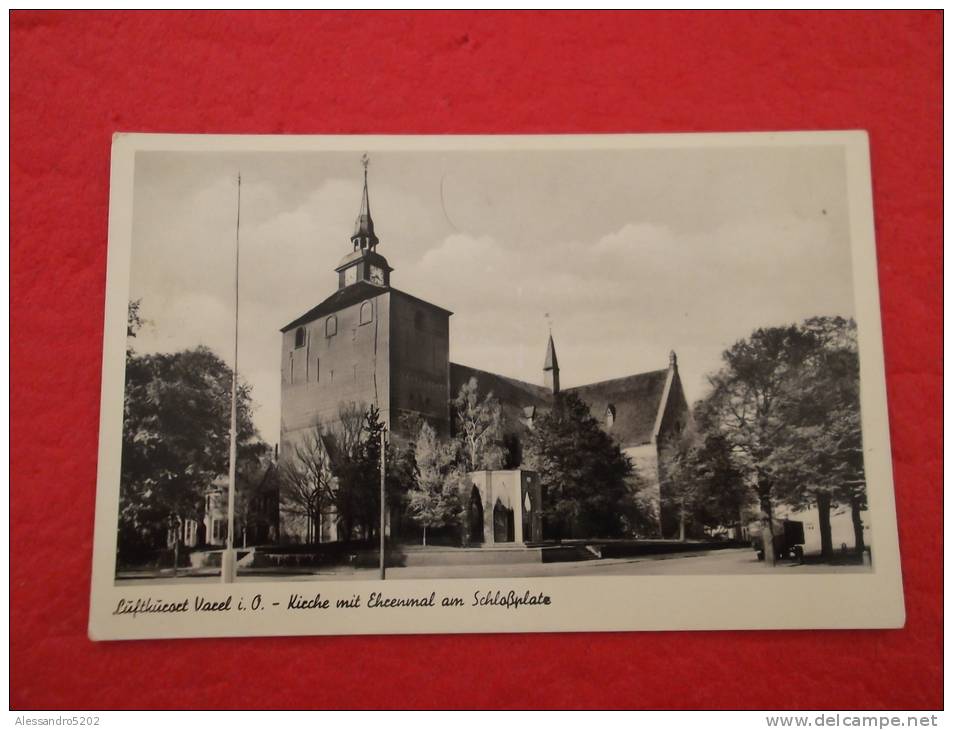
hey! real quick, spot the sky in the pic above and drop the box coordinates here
[129,143,855,446]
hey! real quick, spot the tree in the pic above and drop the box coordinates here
[316,403,415,542]
[451,377,506,471]
[524,392,634,539]
[319,402,372,540]
[127,299,144,340]
[406,421,464,545]
[691,431,752,539]
[771,317,866,557]
[279,428,336,544]
[807,317,867,555]
[699,325,817,565]
[235,450,279,547]
[659,427,702,541]
[119,345,263,571]
[660,422,751,541]
[356,405,414,540]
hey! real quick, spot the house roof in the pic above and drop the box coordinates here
[280,283,452,332]
[565,369,671,447]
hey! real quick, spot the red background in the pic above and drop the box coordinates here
[11,11,942,710]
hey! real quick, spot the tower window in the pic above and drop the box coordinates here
[359,301,373,325]
[294,327,306,349]
[606,404,616,429]
[325,315,337,337]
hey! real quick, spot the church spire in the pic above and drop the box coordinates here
[351,153,379,251]
[543,334,560,394]
[336,154,392,290]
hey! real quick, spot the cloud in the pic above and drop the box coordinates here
[399,213,853,409]
[128,149,856,444]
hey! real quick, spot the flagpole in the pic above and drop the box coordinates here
[222,172,241,584]
[379,427,386,581]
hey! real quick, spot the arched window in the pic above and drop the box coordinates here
[325,315,337,337]
[359,301,373,325]
[606,404,616,429]
[294,327,306,348]
[522,405,536,429]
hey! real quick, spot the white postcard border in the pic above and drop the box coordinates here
[89,131,905,641]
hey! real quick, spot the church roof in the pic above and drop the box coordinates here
[280,282,451,332]
[565,369,671,448]
[449,363,553,430]
[450,362,675,449]
[281,281,384,332]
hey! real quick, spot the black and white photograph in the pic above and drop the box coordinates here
[90,133,904,639]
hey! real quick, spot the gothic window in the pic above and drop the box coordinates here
[294,327,306,348]
[360,301,373,325]
[522,405,536,429]
[606,404,616,429]
[325,315,337,337]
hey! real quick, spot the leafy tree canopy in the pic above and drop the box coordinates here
[451,377,506,471]
[525,392,634,538]
[119,345,264,556]
[407,421,466,544]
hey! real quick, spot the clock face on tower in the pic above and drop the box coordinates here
[344,266,357,286]
[369,265,384,285]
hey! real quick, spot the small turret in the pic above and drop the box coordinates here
[543,334,560,394]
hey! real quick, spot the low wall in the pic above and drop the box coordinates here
[593,539,744,559]
[185,539,744,571]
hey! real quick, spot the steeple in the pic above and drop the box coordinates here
[351,153,379,251]
[543,334,560,394]
[336,154,392,290]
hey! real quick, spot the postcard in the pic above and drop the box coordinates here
[89,132,904,640]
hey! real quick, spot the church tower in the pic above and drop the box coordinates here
[280,154,453,480]
[543,334,560,394]
[335,154,393,290]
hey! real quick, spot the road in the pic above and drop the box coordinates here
[117,547,870,585]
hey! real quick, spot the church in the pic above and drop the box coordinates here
[278,159,690,543]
